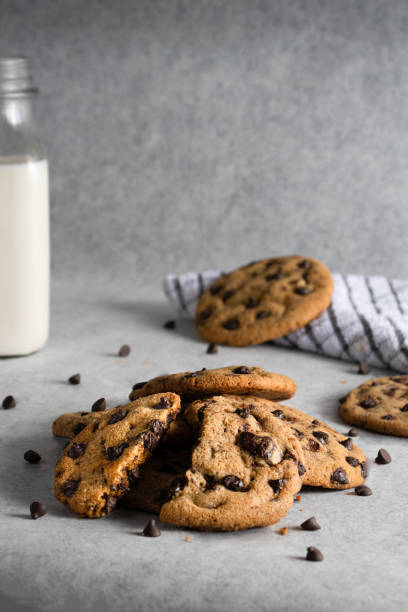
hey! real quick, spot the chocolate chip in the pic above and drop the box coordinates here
[162,476,187,503]
[306,546,324,562]
[355,485,372,496]
[198,308,213,324]
[345,456,359,467]
[142,431,159,451]
[236,406,250,419]
[24,450,41,463]
[164,320,176,329]
[222,475,247,492]
[375,448,391,464]
[295,286,312,295]
[312,419,320,426]
[92,423,99,432]
[360,461,368,478]
[272,409,284,419]
[107,442,128,461]
[197,406,206,422]
[67,442,87,459]
[307,439,320,452]
[223,289,236,301]
[383,386,398,397]
[268,478,284,493]
[301,516,321,531]
[223,318,239,330]
[210,284,224,295]
[298,260,311,270]
[348,428,359,437]
[2,395,16,409]
[357,362,371,374]
[360,397,376,409]
[92,398,106,412]
[204,474,217,490]
[232,366,252,374]
[291,428,304,439]
[340,437,353,450]
[298,462,306,476]
[154,396,171,410]
[331,467,349,485]
[108,407,128,423]
[313,431,329,445]
[30,501,46,520]
[60,478,81,497]
[381,414,395,420]
[80,411,88,416]
[102,494,117,514]
[390,376,405,382]
[127,467,140,484]
[132,381,147,391]
[206,342,218,354]
[68,373,81,385]
[73,422,86,436]
[142,519,161,537]
[239,432,276,461]
[245,297,258,309]
[400,404,408,412]
[150,419,166,436]
[339,395,348,404]
[266,272,284,280]
[256,310,270,320]
[118,344,131,357]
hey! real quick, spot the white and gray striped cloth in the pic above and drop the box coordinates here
[163,270,408,372]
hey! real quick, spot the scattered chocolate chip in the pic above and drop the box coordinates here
[154,396,171,410]
[2,395,16,409]
[30,501,46,520]
[298,260,311,270]
[272,409,284,419]
[307,439,320,452]
[67,442,87,459]
[73,422,86,436]
[360,397,376,409]
[164,320,176,329]
[345,456,359,467]
[295,286,312,295]
[268,478,284,493]
[24,450,41,463]
[132,381,147,391]
[108,407,128,423]
[306,546,324,562]
[92,398,106,412]
[256,310,270,320]
[223,318,239,330]
[331,467,349,485]
[298,462,306,477]
[236,406,250,419]
[222,475,247,492]
[357,362,371,374]
[118,344,131,357]
[340,437,353,450]
[355,485,372,496]
[60,478,81,497]
[232,366,252,374]
[102,494,117,514]
[239,432,276,461]
[223,289,236,301]
[266,272,284,280]
[313,431,329,445]
[375,448,391,464]
[206,342,218,354]
[348,428,359,437]
[107,443,128,461]
[301,516,321,531]
[143,519,161,537]
[68,373,81,385]
[381,414,395,420]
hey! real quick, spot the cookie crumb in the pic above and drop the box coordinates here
[118,344,131,357]
[279,527,288,535]
[340,380,347,384]
[164,320,176,330]
[185,536,191,542]
[295,494,302,502]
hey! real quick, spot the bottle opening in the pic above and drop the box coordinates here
[0,56,38,97]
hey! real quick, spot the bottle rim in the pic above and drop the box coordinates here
[0,56,38,98]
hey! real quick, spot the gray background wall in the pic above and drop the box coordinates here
[1,0,408,283]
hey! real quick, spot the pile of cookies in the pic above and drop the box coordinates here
[53,366,367,531]
[195,255,334,346]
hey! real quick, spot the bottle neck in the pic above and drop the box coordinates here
[1,95,35,128]
[0,94,46,162]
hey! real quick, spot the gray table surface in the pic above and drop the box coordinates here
[0,279,406,612]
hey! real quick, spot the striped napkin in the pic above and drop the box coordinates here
[163,270,408,373]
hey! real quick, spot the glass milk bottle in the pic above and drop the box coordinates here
[0,57,49,355]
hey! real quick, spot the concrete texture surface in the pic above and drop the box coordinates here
[1,1,408,610]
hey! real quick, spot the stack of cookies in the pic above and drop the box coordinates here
[53,366,367,531]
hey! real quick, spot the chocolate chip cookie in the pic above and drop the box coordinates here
[339,375,408,436]
[121,447,191,514]
[195,255,334,346]
[129,365,296,402]
[54,393,181,518]
[53,408,193,447]
[185,397,367,489]
[159,395,305,531]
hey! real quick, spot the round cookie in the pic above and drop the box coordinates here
[195,255,334,346]
[54,393,181,518]
[129,365,296,402]
[339,375,408,436]
[185,397,367,489]
[159,395,305,531]
[121,447,191,514]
